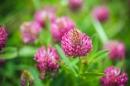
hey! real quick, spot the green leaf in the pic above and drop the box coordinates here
[88,50,108,64]
[91,34,99,52]
[29,67,43,86]
[55,45,78,77]
[92,19,108,44]
[0,47,17,60]
[71,58,79,71]
[81,72,104,77]
[19,46,36,57]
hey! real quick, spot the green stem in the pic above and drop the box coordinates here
[81,72,104,76]
[78,57,81,75]
[78,57,81,86]
[92,19,109,44]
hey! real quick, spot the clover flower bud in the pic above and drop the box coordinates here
[101,66,128,86]
[61,28,92,57]
[68,0,83,11]
[20,21,42,43]
[34,46,60,79]
[92,6,109,22]
[0,26,8,50]
[104,41,125,60]
[50,16,75,42]
[34,6,56,27]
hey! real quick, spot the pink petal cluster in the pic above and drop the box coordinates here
[34,6,56,27]
[92,6,109,22]
[61,28,92,57]
[50,16,75,42]
[34,46,60,79]
[101,66,128,86]
[104,41,125,60]
[20,21,42,43]
[0,26,8,50]
[68,0,83,11]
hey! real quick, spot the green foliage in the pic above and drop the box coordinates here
[0,0,129,86]
[0,47,17,60]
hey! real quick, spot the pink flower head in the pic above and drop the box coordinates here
[20,21,42,43]
[50,16,75,42]
[68,0,83,11]
[104,41,125,60]
[34,6,56,27]
[0,26,8,50]
[92,6,109,22]
[34,46,60,79]
[61,28,92,57]
[101,66,128,86]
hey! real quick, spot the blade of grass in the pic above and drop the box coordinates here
[55,45,78,77]
[81,72,104,77]
[92,19,108,44]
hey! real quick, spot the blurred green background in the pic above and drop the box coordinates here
[0,0,130,86]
